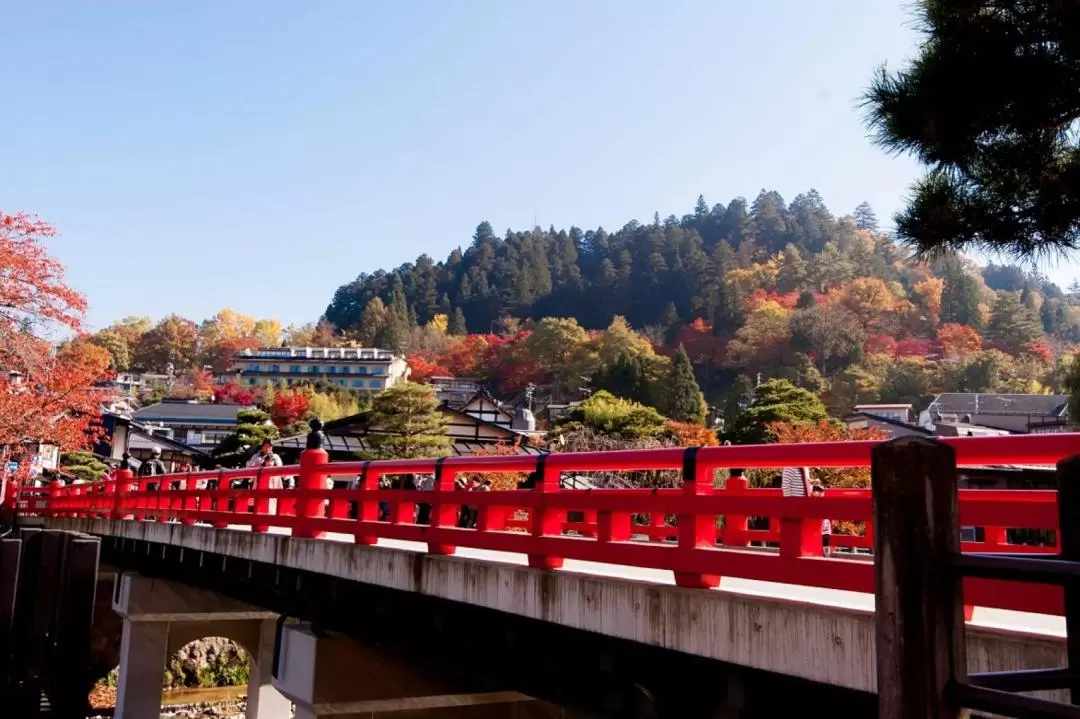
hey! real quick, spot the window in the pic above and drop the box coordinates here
[373,367,385,375]
[248,378,257,385]
[290,365,301,373]
[351,379,364,388]
[358,366,369,375]
[246,363,261,372]
[369,379,382,389]
[328,366,337,374]
[340,379,348,386]
[342,366,351,374]
[269,364,280,373]
[308,365,318,373]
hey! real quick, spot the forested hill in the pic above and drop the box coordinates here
[326,190,897,334]
[324,189,1070,339]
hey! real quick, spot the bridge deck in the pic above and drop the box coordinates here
[236,524,1066,640]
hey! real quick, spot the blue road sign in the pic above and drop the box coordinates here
[6,461,18,474]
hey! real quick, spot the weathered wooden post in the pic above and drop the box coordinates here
[872,436,965,719]
[1056,454,1080,705]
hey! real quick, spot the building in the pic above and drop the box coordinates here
[428,376,482,406]
[130,400,255,451]
[853,403,914,424]
[918,393,1070,434]
[273,404,544,459]
[230,347,410,392]
[842,411,931,439]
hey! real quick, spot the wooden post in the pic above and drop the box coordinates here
[872,436,965,719]
[1056,454,1080,705]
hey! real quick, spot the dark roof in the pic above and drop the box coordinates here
[273,433,545,456]
[132,402,255,422]
[127,426,211,456]
[322,405,527,441]
[844,412,933,435]
[926,393,1069,417]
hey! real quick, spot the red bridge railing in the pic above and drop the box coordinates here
[19,434,1080,618]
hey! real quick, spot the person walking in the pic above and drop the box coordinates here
[246,440,284,515]
[780,466,811,497]
[811,483,831,556]
[137,447,168,490]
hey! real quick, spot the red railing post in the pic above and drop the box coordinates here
[427,458,457,556]
[354,462,379,545]
[112,469,134,520]
[721,470,750,547]
[294,448,328,539]
[49,480,64,517]
[210,470,229,529]
[675,447,720,588]
[252,468,270,533]
[527,455,564,570]
[181,472,197,526]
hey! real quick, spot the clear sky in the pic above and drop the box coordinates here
[3,1,1077,330]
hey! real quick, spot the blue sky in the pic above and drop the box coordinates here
[3,1,1076,330]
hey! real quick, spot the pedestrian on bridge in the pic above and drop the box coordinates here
[137,447,167,491]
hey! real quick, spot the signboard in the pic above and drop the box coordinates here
[5,461,17,474]
[37,444,59,471]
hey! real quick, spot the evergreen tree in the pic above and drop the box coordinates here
[863,1,1080,257]
[365,383,450,459]
[852,202,878,231]
[214,409,280,465]
[592,352,649,405]
[725,379,829,445]
[659,346,707,424]
[941,268,984,329]
[986,292,1043,353]
[449,307,468,336]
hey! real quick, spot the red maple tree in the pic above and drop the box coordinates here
[214,381,256,405]
[0,212,112,458]
[270,391,310,428]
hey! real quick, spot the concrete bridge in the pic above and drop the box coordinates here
[22,434,1080,717]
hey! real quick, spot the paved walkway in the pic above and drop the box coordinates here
[229,524,1067,640]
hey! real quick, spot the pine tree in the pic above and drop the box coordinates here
[986,292,1043,354]
[449,307,468,336]
[365,383,450,459]
[660,346,707,424]
[852,201,878,231]
[863,1,1080,257]
[725,379,829,445]
[941,268,984,329]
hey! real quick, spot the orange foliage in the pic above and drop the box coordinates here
[672,320,727,366]
[459,441,530,490]
[665,420,719,446]
[407,355,452,383]
[766,419,888,535]
[937,323,982,359]
[1022,340,1053,365]
[0,212,111,456]
[744,289,800,312]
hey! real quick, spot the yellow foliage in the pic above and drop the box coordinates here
[427,314,449,334]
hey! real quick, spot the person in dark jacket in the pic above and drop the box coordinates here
[137,447,168,491]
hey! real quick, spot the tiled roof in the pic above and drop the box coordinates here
[927,393,1068,417]
[272,433,545,456]
[133,402,255,421]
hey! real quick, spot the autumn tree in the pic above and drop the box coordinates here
[554,390,667,440]
[365,382,449,459]
[937,323,982,360]
[88,329,131,371]
[134,315,199,373]
[0,211,111,455]
[788,304,865,374]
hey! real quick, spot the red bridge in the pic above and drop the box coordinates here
[16,434,1080,718]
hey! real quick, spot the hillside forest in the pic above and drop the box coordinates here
[87,189,1080,426]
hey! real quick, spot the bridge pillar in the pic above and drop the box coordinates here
[112,573,291,719]
[274,622,561,717]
